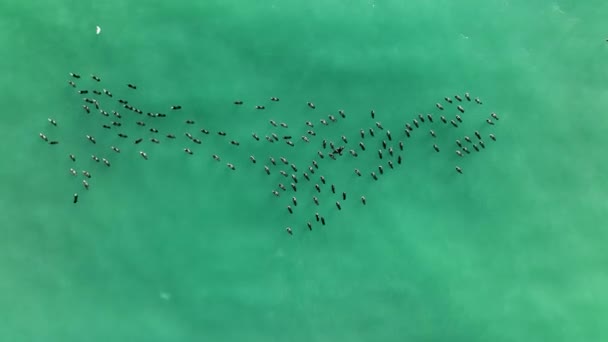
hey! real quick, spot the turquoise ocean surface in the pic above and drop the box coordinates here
[1,1,607,341]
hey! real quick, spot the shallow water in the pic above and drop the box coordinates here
[1,1,607,341]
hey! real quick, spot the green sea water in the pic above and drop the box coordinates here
[1,0,607,341]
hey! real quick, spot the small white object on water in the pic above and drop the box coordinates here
[96,26,101,35]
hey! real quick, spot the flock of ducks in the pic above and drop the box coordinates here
[41,72,501,235]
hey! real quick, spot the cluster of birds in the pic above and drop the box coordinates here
[40,72,501,235]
